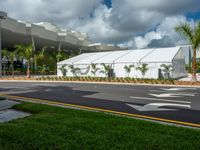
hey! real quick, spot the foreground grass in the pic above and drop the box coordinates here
[0,103,199,150]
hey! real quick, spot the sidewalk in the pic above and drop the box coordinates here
[179,74,200,81]
[0,99,30,123]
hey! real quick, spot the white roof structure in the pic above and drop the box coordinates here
[92,50,130,64]
[141,47,181,63]
[73,52,110,65]
[1,11,120,52]
[115,49,154,63]
[58,46,182,65]
[57,53,94,65]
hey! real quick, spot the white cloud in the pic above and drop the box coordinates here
[0,0,199,47]
[71,5,133,43]
[109,0,200,33]
[0,0,102,25]
[132,16,195,49]
[134,32,162,49]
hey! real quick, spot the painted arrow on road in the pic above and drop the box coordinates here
[126,103,191,112]
[149,93,195,98]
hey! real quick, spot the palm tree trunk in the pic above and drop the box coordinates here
[27,60,30,78]
[34,54,37,74]
[191,49,197,82]
[11,63,14,78]
[3,61,6,76]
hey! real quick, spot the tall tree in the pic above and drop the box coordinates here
[175,22,200,82]
[36,47,47,66]
[47,50,67,74]
[15,44,33,78]
[7,50,17,78]
[2,49,8,76]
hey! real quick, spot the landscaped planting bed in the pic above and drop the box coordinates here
[1,76,200,86]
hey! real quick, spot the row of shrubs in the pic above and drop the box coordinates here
[2,76,200,85]
[35,76,175,84]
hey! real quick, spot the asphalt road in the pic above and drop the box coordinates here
[0,81,200,127]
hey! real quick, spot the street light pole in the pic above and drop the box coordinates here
[0,11,7,78]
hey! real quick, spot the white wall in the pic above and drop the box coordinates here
[113,62,172,79]
[58,62,174,79]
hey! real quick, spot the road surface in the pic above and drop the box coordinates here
[0,81,199,127]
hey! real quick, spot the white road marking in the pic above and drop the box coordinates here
[149,90,197,94]
[129,96,191,104]
[0,90,38,94]
[149,93,195,98]
[160,88,197,91]
[126,103,191,112]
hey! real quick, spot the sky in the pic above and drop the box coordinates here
[0,0,200,49]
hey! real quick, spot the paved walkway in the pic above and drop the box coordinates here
[0,100,20,110]
[0,100,31,123]
[179,74,200,81]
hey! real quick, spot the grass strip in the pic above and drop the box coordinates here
[0,102,199,150]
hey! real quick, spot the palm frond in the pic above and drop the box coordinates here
[194,22,200,49]
[175,23,194,47]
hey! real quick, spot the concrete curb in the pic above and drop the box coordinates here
[0,79,200,88]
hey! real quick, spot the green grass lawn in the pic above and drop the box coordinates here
[0,103,200,150]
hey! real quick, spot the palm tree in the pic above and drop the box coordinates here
[56,51,64,63]
[15,44,33,78]
[175,22,200,82]
[38,64,49,76]
[160,64,172,79]
[136,63,149,78]
[91,63,100,76]
[2,49,8,76]
[7,50,17,77]
[47,50,67,73]
[100,63,112,77]
[124,64,134,78]
[69,64,80,77]
[59,64,67,76]
[36,47,47,66]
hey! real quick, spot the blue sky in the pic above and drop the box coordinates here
[0,0,199,49]
[103,0,112,8]
[187,12,200,20]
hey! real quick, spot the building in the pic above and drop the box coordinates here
[57,46,188,79]
[1,11,120,52]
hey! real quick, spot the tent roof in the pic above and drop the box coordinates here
[58,46,182,65]
[92,50,130,64]
[73,51,110,64]
[115,49,154,63]
[57,53,94,65]
[141,47,180,63]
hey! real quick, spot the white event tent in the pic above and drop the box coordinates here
[57,46,188,79]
